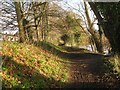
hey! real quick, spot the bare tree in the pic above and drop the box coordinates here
[84,1,103,53]
[14,1,26,42]
[62,0,103,53]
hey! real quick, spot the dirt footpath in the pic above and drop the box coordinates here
[64,53,119,88]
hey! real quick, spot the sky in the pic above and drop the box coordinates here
[56,0,99,30]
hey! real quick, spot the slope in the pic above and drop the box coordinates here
[2,42,69,88]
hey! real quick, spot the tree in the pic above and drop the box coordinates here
[32,2,49,42]
[41,2,49,41]
[1,1,33,43]
[84,1,103,53]
[47,3,83,46]
[14,1,25,43]
[64,12,82,47]
[89,2,120,54]
[63,0,104,53]
[0,1,17,31]
[1,1,49,43]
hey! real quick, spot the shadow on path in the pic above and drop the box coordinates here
[34,41,104,60]
[34,41,120,88]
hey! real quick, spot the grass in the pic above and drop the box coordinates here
[2,41,119,88]
[2,42,69,88]
[33,41,93,60]
[35,41,66,52]
[103,55,120,79]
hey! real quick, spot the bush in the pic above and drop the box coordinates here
[103,55,120,78]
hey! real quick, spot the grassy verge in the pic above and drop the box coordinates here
[103,55,120,80]
[2,42,69,88]
[35,41,66,52]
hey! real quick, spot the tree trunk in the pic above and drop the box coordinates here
[84,1,103,53]
[104,21,120,54]
[41,2,49,41]
[32,2,40,42]
[14,1,25,43]
[88,2,120,54]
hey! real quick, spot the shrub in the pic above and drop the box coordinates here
[103,55,120,78]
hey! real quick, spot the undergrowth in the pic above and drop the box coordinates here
[103,55,120,80]
[2,42,69,88]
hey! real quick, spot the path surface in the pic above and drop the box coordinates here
[63,49,119,88]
